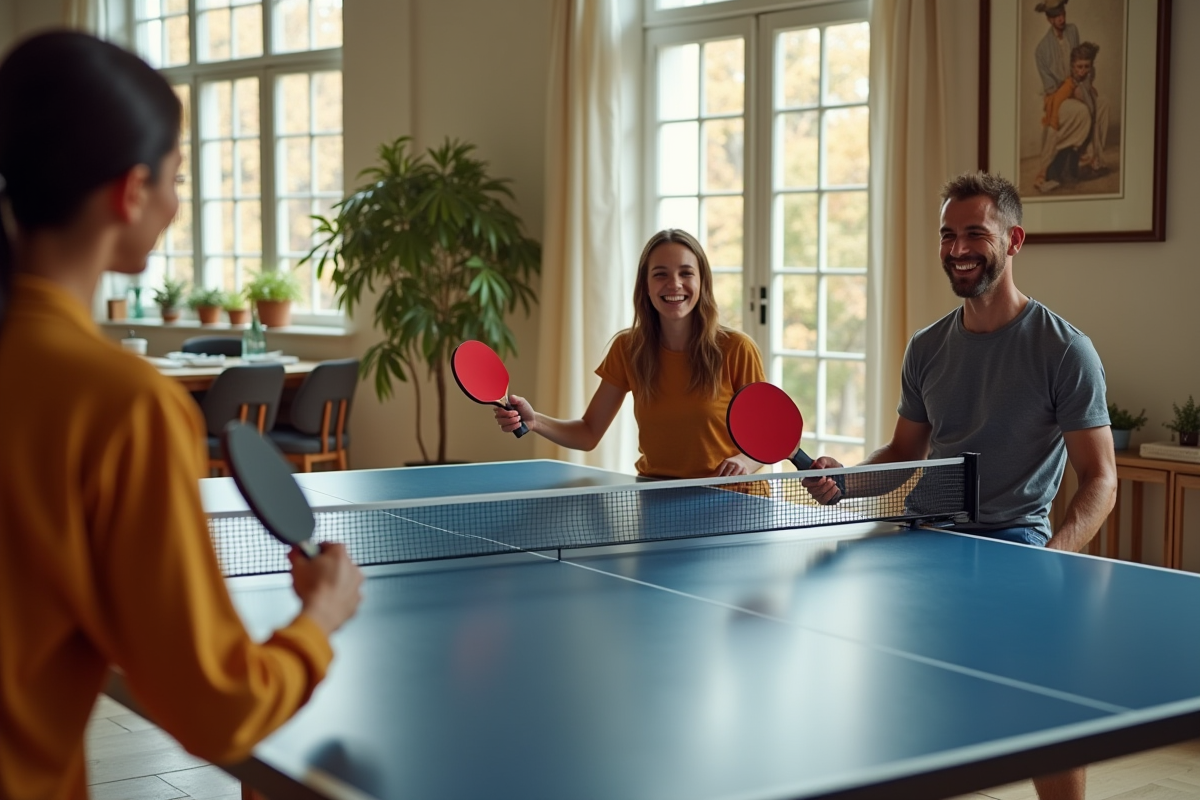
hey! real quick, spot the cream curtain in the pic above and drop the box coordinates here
[63,0,104,32]
[867,0,953,447]
[536,0,633,471]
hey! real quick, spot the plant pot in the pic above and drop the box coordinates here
[106,298,128,321]
[160,306,180,323]
[1112,428,1132,451]
[196,305,221,325]
[256,300,292,328]
[1181,431,1199,447]
[227,308,250,326]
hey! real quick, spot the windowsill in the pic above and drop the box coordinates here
[98,318,352,337]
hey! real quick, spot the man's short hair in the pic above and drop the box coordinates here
[1071,41,1099,63]
[940,172,1023,230]
[1035,0,1068,16]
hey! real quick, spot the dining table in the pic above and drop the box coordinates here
[148,356,321,392]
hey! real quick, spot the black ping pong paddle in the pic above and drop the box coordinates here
[220,421,320,558]
[726,382,845,498]
[451,340,529,438]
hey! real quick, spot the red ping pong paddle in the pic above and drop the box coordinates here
[451,340,529,438]
[726,382,845,496]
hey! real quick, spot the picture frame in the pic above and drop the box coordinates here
[977,0,1171,243]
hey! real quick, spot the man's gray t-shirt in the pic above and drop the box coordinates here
[898,299,1109,538]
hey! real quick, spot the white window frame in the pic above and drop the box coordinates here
[108,0,344,327]
[643,0,874,462]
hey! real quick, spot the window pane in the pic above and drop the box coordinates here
[165,15,190,66]
[778,28,820,108]
[703,118,743,193]
[233,4,264,59]
[704,38,743,116]
[703,195,741,268]
[273,0,309,52]
[314,0,343,49]
[657,43,699,121]
[781,357,817,423]
[825,22,870,105]
[658,122,698,195]
[281,199,315,254]
[313,72,342,132]
[826,275,867,354]
[779,193,818,269]
[277,74,311,135]
[781,275,817,352]
[658,197,698,234]
[826,191,867,269]
[237,201,262,252]
[314,135,343,193]
[235,140,260,196]
[280,137,312,193]
[779,111,818,188]
[198,8,231,61]
[713,271,742,331]
[235,78,260,136]
[824,107,869,187]
[825,360,865,439]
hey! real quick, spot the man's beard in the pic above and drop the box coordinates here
[942,251,1003,298]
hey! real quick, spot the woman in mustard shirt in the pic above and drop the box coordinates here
[494,229,766,479]
[0,32,363,800]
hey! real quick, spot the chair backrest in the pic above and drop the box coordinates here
[182,336,243,357]
[289,359,360,435]
[201,364,286,436]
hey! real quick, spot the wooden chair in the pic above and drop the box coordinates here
[182,335,243,356]
[267,359,359,472]
[200,364,285,476]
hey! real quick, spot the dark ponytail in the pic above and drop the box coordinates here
[0,31,182,326]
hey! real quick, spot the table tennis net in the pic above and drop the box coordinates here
[209,456,977,577]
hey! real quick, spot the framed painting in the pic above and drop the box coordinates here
[978,0,1171,243]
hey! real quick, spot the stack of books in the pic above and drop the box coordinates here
[1139,441,1200,464]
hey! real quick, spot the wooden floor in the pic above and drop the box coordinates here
[86,695,238,800]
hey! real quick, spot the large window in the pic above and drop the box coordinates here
[122,0,343,321]
[646,0,870,464]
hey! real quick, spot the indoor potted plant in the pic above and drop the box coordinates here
[245,270,302,328]
[187,286,225,325]
[152,276,188,323]
[1107,403,1147,451]
[303,136,541,463]
[223,291,251,326]
[1164,395,1200,447]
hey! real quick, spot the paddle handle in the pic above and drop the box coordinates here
[789,447,846,503]
[504,401,529,438]
[296,540,321,559]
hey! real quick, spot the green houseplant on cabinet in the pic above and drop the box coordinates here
[304,136,541,463]
[152,276,188,323]
[245,270,303,328]
[1164,396,1200,447]
[1107,403,1147,451]
[223,291,250,326]
[187,286,225,325]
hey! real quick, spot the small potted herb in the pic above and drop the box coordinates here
[152,276,188,323]
[244,270,303,328]
[1164,396,1200,447]
[187,286,226,325]
[1107,403,1147,451]
[223,291,250,326]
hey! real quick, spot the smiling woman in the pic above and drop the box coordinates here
[488,229,766,479]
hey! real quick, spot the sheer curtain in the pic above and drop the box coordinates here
[537,0,636,471]
[867,0,954,447]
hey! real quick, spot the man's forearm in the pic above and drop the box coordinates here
[1046,473,1117,552]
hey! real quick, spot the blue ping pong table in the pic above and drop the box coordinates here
[192,459,1200,800]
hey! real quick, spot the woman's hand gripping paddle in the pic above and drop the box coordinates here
[726,382,845,499]
[451,340,529,438]
[221,421,320,558]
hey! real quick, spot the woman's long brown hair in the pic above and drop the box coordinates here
[626,229,726,403]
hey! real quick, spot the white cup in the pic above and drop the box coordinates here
[121,337,148,356]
